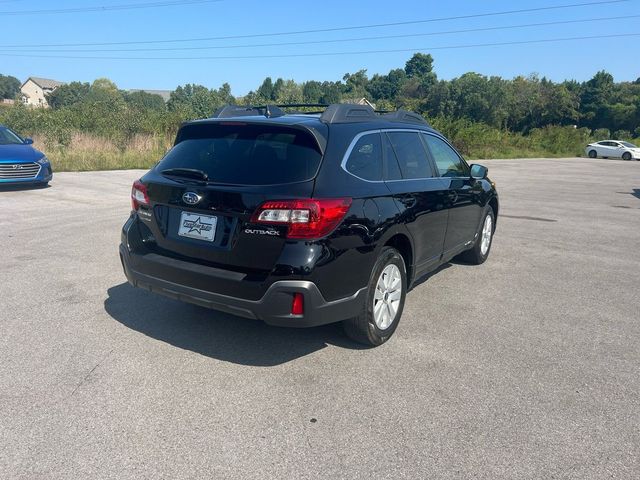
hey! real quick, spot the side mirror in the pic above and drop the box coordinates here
[23,138,34,145]
[470,164,488,179]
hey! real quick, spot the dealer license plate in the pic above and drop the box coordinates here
[178,212,217,242]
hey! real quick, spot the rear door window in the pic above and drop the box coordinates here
[422,134,470,178]
[159,124,323,185]
[383,135,402,181]
[385,131,433,179]
[344,133,383,181]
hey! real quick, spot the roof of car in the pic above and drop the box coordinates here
[187,113,325,128]
[179,104,441,154]
[211,103,429,127]
[184,104,437,133]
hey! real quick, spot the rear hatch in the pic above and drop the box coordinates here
[135,120,326,276]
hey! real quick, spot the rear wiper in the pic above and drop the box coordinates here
[160,168,209,182]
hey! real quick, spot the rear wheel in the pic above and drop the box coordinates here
[459,209,495,265]
[343,247,406,346]
[588,150,597,158]
[622,152,632,161]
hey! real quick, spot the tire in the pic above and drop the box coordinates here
[588,150,597,158]
[343,247,407,346]
[622,152,632,161]
[459,209,495,265]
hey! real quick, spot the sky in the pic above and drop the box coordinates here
[1,0,638,95]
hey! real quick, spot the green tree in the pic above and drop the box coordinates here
[367,69,406,102]
[275,80,303,104]
[92,78,119,94]
[46,82,91,109]
[318,81,343,104]
[302,81,323,103]
[405,53,435,79]
[125,91,167,112]
[343,69,369,99]
[580,71,615,129]
[257,77,275,101]
[167,83,232,118]
[0,74,21,99]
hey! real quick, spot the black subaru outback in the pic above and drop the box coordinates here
[120,103,498,346]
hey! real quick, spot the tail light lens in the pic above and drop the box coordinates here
[251,198,352,239]
[131,180,150,211]
[291,293,304,315]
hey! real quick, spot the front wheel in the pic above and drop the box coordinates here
[622,152,632,161]
[459,209,495,265]
[588,150,597,158]
[343,247,407,346]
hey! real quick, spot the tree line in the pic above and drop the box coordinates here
[1,53,638,155]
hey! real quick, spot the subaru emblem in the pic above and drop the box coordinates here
[182,192,201,205]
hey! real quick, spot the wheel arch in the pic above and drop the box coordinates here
[488,195,499,229]
[383,232,414,285]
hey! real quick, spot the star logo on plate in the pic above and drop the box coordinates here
[184,217,212,235]
[188,217,204,234]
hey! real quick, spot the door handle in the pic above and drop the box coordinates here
[400,195,417,208]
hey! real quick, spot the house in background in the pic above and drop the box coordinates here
[342,98,376,109]
[20,77,65,107]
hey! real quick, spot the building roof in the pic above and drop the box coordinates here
[342,98,376,109]
[23,76,65,89]
[128,89,172,102]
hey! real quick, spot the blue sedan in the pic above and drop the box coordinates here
[0,125,53,186]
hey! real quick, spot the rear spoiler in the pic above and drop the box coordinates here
[175,119,329,154]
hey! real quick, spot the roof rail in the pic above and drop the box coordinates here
[382,109,430,126]
[275,103,329,109]
[211,103,430,126]
[211,104,285,119]
[320,104,377,124]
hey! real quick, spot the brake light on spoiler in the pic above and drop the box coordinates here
[251,198,352,239]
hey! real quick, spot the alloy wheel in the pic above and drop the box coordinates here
[373,264,402,330]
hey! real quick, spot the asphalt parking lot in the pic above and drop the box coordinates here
[1,158,639,479]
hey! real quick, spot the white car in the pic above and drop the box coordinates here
[585,140,640,160]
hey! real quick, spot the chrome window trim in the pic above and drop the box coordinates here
[340,130,384,183]
[340,128,445,183]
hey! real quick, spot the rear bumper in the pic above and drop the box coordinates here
[119,243,366,327]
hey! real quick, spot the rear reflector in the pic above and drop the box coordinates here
[251,198,352,239]
[291,293,304,315]
[131,180,150,211]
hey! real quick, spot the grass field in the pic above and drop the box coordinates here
[33,133,171,172]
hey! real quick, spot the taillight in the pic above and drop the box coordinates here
[131,180,150,211]
[251,198,352,239]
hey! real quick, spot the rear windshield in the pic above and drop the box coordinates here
[158,123,323,185]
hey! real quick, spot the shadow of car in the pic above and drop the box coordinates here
[104,282,368,367]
